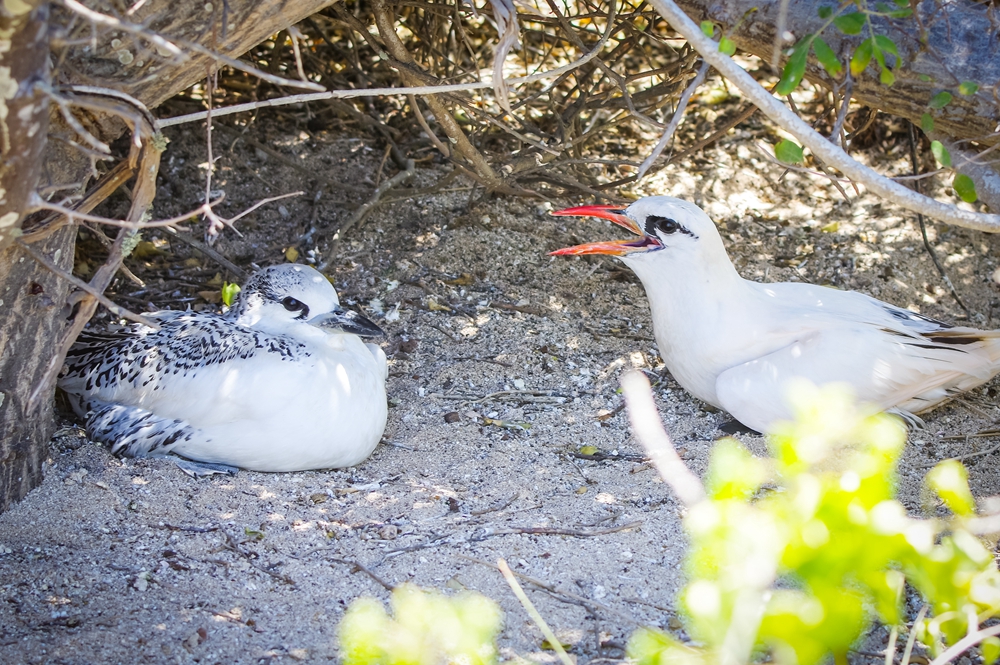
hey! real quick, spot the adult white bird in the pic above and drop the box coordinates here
[59,264,389,475]
[551,196,1000,433]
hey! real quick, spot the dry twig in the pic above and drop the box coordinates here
[15,239,160,329]
[320,159,415,269]
[498,557,575,665]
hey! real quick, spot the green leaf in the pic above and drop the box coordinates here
[983,636,1000,665]
[929,91,953,109]
[953,174,978,203]
[776,38,811,95]
[221,282,241,307]
[719,36,736,56]
[918,73,933,82]
[927,459,976,514]
[880,68,895,86]
[920,113,934,134]
[775,139,804,164]
[706,439,766,500]
[873,35,898,57]
[834,11,867,35]
[930,140,952,167]
[818,6,832,19]
[700,20,715,38]
[340,584,503,665]
[872,43,887,70]
[959,81,980,95]
[627,628,687,665]
[813,37,842,77]
[850,38,874,76]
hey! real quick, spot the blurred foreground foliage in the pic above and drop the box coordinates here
[630,382,1000,665]
[336,384,1000,665]
[339,582,503,665]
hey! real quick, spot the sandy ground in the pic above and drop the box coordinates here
[3,109,1000,664]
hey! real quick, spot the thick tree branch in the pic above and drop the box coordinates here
[649,0,1000,233]
[672,0,1000,147]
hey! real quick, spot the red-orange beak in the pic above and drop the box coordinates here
[549,204,659,256]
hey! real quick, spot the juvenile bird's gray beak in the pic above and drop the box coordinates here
[309,307,384,338]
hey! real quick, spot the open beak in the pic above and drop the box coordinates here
[549,204,659,256]
[309,307,384,338]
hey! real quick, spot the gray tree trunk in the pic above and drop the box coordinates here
[0,0,57,512]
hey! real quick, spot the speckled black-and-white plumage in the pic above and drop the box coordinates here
[59,264,388,474]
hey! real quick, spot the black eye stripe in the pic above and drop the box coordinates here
[281,297,310,318]
[643,214,696,238]
[645,215,680,235]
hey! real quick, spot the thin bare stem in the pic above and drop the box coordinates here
[408,94,450,158]
[901,606,928,665]
[27,191,302,229]
[885,626,899,665]
[225,191,304,226]
[46,89,111,154]
[928,623,1000,665]
[29,196,221,228]
[203,70,219,236]
[59,0,181,56]
[637,59,710,180]
[320,162,414,270]
[829,73,853,145]
[621,371,706,506]
[286,26,310,84]
[16,239,161,329]
[906,121,971,317]
[158,11,617,129]
[55,84,159,136]
[497,558,574,665]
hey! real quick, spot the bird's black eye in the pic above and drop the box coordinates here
[645,215,681,236]
[281,297,306,312]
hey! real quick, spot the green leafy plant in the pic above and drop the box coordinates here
[775,139,805,165]
[700,20,736,56]
[953,174,978,203]
[627,381,1000,665]
[221,281,241,307]
[339,583,503,665]
[772,2,981,203]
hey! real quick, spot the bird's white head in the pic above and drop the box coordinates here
[231,264,383,338]
[550,196,724,257]
[549,195,738,283]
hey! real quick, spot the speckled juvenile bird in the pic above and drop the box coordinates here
[551,196,1000,433]
[59,264,388,476]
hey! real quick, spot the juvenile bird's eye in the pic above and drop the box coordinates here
[282,297,305,312]
[646,215,681,236]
